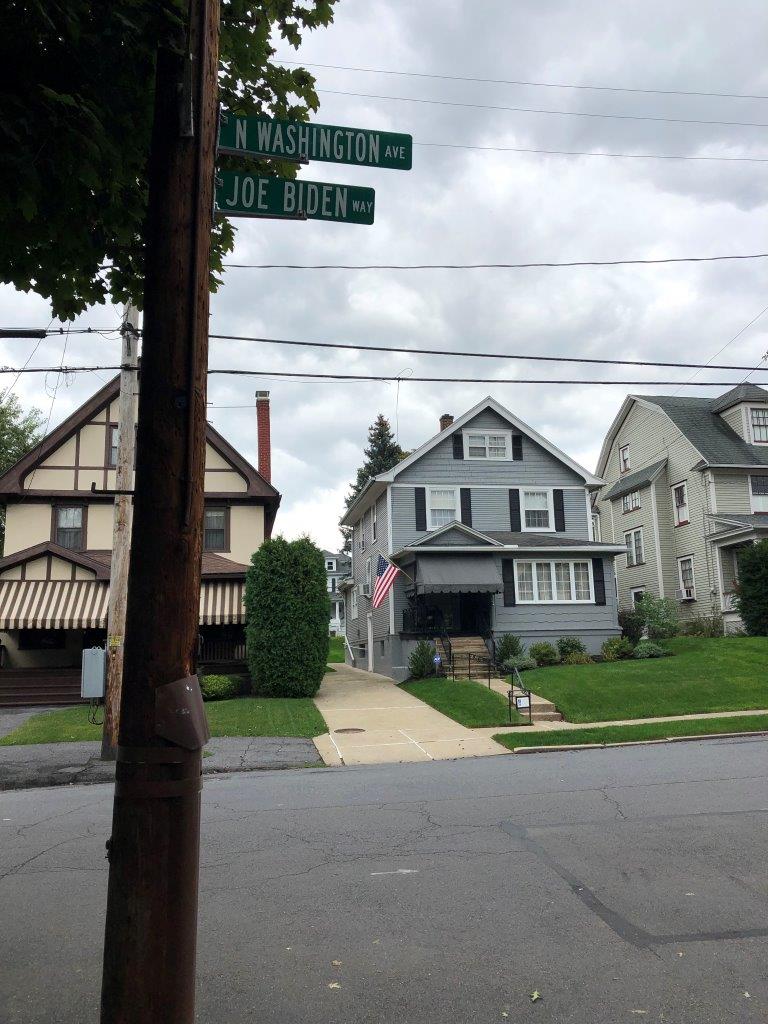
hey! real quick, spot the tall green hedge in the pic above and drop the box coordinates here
[736,540,768,636]
[244,537,330,697]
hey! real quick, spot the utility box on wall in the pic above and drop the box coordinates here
[81,647,106,699]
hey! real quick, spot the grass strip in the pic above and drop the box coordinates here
[402,677,522,728]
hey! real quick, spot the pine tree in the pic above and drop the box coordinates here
[341,415,405,552]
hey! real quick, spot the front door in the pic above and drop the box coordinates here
[367,613,374,672]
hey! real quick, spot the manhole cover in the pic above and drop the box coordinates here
[335,727,365,734]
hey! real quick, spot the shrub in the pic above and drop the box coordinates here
[735,540,768,635]
[244,536,329,698]
[562,651,593,665]
[528,641,560,666]
[632,639,668,659]
[556,635,586,658]
[503,656,538,674]
[637,594,679,639]
[408,639,437,679]
[601,637,635,662]
[679,614,724,637]
[618,608,644,645]
[495,633,523,664]
[200,674,247,701]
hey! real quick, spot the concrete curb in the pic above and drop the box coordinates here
[510,729,768,754]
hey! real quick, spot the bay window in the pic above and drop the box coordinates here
[624,528,644,566]
[428,487,458,528]
[522,489,553,531]
[514,560,594,603]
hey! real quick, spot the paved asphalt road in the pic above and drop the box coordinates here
[1,737,767,1023]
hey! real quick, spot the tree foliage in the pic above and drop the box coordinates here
[735,541,768,636]
[0,0,337,318]
[244,536,329,697]
[0,392,45,553]
[341,414,406,551]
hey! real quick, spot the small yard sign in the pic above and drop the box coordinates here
[515,694,531,711]
[215,172,375,224]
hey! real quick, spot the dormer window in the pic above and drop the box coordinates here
[750,407,768,444]
[463,431,511,460]
[54,506,84,550]
[619,445,630,473]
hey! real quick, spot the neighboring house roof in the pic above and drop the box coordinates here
[601,459,668,501]
[707,512,768,534]
[0,543,248,580]
[341,395,603,525]
[709,384,768,414]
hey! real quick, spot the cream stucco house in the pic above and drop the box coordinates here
[0,377,279,703]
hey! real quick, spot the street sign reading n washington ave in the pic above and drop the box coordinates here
[215,171,376,224]
[218,112,412,171]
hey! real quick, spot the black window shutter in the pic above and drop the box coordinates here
[502,560,516,606]
[452,433,464,460]
[460,488,472,527]
[512,434,523,460]
[554,489,566,532]
[509,488,521,532]
[592,557,606,605]
[415,488,427,531]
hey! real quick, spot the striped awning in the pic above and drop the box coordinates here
[199,580,245,625]
[0,579,245,629]
[0,579,110,629]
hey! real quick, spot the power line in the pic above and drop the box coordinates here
[207,332,768,373]
[415,141,768,163]
[317,88,768,129]
[276,58,768,102]
[0,327,121,340]
[223,252,768,271]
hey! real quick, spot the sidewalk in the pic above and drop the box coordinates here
[0,735,322,791]
[313,663,508,765]
[477,705,768,738]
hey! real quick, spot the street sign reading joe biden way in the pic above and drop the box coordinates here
[218,113,412,171]
[215,171,376,225]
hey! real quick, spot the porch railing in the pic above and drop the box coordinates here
[199,637,247,664]
[451,651,492,687]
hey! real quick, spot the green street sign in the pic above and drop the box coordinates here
[215,172,376,225]
[218,113,412,171]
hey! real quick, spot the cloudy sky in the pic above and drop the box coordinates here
[2,0,768,551]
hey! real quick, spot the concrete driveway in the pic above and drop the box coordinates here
[314,664,507,765]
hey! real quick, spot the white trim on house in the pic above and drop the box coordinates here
[676,554,696,601]
[649,483,665,597]
[748,405,768,445]
[520,487,556,532]
[750,473,768,513]
[407,520,504,547]
[630,586,646,606]
[513,558,595,604]
[462,428,514,461]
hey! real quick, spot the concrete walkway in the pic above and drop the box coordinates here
[313,664,508,765]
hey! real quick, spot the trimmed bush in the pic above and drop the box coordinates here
[679,614,724,637]
[495,633,523,664]
[244,536,329,697]
[601,636,635,662]
[618,608,644,645]
[632,639,668,659]
[528,641,560,666]
[200,674,247,701]
[409,639,437,679]
[503,656,538,673]
[735,540,768,635]
[637,594,679,639]
[557,635,586,658]
[562,651,593,666]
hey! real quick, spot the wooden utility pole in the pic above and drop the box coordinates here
[100,1,219,1021]
[101,302,139,760]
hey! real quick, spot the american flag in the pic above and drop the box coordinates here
[371,554,400,608]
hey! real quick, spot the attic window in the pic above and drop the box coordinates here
[750,408,768,444]
[463,430,511,460]
[619,445,630,473]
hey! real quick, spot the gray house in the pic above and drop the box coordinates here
[323,550,350,634]
[340,397,625,680]
[594,384,768,630]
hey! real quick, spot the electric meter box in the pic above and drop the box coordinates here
[81,647,106,699]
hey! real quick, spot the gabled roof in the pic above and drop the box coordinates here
[341,395,602,525]
[0,543,249,580]
[709,384,768,414]
[407,522,503,548]
[601,458,668,501]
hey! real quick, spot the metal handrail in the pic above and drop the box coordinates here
[509,666,533,725]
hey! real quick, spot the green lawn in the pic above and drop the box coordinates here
[401,677,522,728]
[328,635,345,663]
[493,713,768,750]
[0,696,328,745]
[515,637,768,723]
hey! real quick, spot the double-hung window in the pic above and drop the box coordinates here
[429,488,458,529]
[464,430,510,459]
[672,482,689,525]
[108,425,119,468]
[522,489,553,531]
[677,556,695,598]
[751,475,768,512]
[619,445,630,473]
[514,560,593,603]
[326,559,336,571]
[372,504,377,542]
[203,507,227,551]
[750,407,768,443]
[624,528,644,566]
[622,490,640,513]
[54,506,84,550]
[360,514,367,552]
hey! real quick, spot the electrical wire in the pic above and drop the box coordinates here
[414,141,768,163]
[276,58,768,102]
[317,88,768,129]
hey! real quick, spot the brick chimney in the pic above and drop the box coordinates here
[256,391,271,481]
[439,413,454,431]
